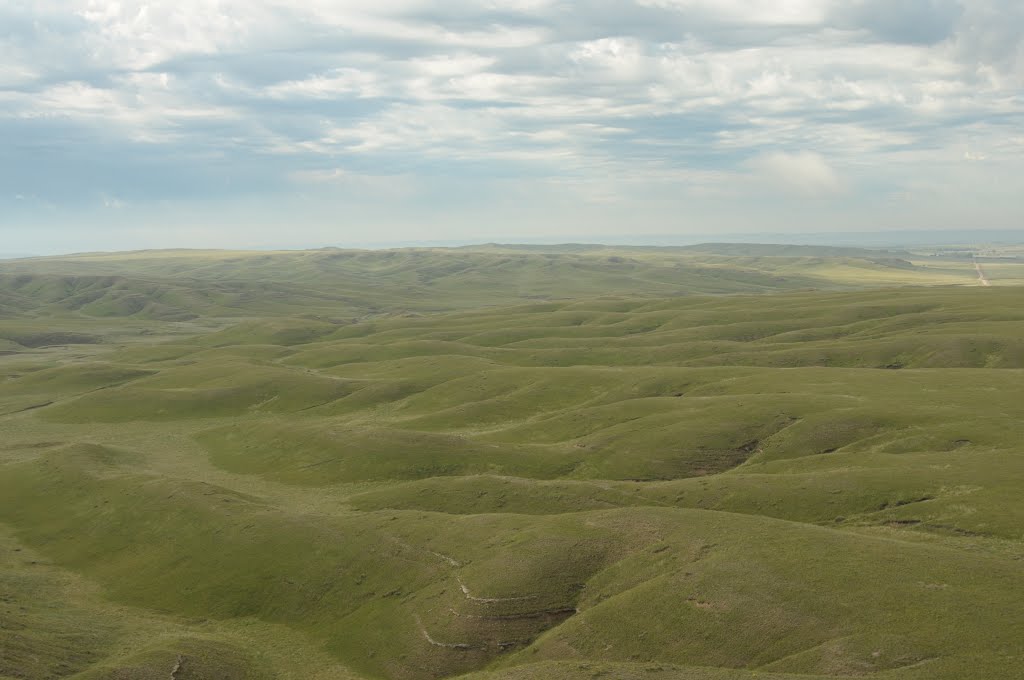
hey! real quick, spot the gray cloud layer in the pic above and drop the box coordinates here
[1,1,1022,251]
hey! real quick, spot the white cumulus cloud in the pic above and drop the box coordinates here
[747,151,844,196]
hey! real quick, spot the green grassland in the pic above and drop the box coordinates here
[1,246,1023,679]
[0,244,1010,322]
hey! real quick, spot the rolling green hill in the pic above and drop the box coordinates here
[1,247,1022,680]
[0,245,1004,323]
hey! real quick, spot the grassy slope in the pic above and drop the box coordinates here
[1,249,1023,680]
[0,245,1005,324]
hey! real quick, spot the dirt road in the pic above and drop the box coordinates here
[973,256,992,286]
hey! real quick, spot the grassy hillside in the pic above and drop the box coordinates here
[0,245,1006,323]
[1,248,1023,679]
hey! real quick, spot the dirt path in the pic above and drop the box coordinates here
[456,576,538,603]
[973,256,992,286]
[170,656,184,680]
[415,615,475,650]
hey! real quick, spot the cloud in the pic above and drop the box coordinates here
[746,151,844,196]
[950,1,1024,86]
[0,0,1022,250]
[636,0,828,26]
[833,0,963,45]
[289,168,419,199]
[101,194,127,209]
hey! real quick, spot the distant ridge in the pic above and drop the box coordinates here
[678,243,912,258]
[0,245,986,321]
[340,228,1024,251]
[457,242,912,259]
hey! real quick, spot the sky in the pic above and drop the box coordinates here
[1,0,1023,253]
